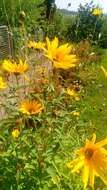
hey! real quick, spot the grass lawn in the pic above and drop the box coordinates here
[78,49,107,138]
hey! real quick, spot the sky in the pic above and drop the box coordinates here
[55,0,107,13]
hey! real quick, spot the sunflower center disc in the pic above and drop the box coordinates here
[85,148,94,159]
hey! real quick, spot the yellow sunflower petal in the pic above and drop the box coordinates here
[51,37,59,49]
[89,168,95,189]
[67,157,82,169]
[101,148,107,155]
[91,133,96,144]
[95,167,107,185]
[95,138,107,147]
[82,163,89,189]
[101,66,107,77]
[72,159,84,173]
[46,37,51,49]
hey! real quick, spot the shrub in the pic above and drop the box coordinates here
[66,1,103,44]
[99,16,107,48]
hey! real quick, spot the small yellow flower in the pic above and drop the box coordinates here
[101,66,107,77]
[92,8,103,16]
[20,100,43,115]
[71,111,80,116]
[28,41,45,50]
[2,59,28,75]
[65,88,80,101]
[12,128,20,138]
[67,134,107,189]
[0,76,7,89]
[44,37,78,70]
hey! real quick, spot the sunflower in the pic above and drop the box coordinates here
[28,41,45,50]
[44,37,78,70]
[20,100,43,115]
[92,8,103,16]
[2,59,28,75]
[67,133,107,189]
[0,76,7,89]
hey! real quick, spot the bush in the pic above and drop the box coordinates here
[99,16,107,48]
[66,1,103,44]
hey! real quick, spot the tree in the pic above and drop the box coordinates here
[45,0,56,20]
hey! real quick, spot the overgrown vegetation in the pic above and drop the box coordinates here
[0,0,107,190]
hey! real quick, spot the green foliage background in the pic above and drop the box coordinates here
[0,0,107,48]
